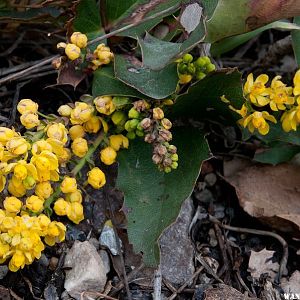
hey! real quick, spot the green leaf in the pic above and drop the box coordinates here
[256,123,300,146]
[139,33,181,70]
[254,143,300,165]
[92,65,148,99]
[170,69,244,124]
[73,0,103,39]
[117,127,209,265]
[114,54,178,99]
[212,21,300,57]
[292,17,300,67]
[202,0,218,19]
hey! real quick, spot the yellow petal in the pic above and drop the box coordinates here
[256,74,269,85]
[258,123,269,135]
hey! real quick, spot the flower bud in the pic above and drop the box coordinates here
[69,125,85,140]
[126,132,136,140]
[61,176,77,193]
[162,99,174,106]
[26,195,44,213]
[23,176,36,190]
[47,123,68,145]
[153,107,164,120]
[83,116,101,133]
[58,105,72,117]
[196,72,206,80]
[183,53,193,63]
[109,135,129,151]
[4,196,22,213]
[6,137,29,155]
[187,63,196,74]
[100,146,117,165]
[179,74,193,84]
[58,148,72,165]
[87,167,106,189]
[164,166,172,173]
[35,181,53,199]
[158,129,172,142]
[171,153,178,161]
[140,118,152,130]
[111,111,127,126]
[57,42,67,49]
[17,99,38,114]
[133,100,150,112]
[70,102,94,125]
[67,202,84,224]
[154,144,167,156]
[135,129,144,137]
[65,43,81,60]
[161,118,172,130]
[20,112,40,129]
[168,144,177,153]
[171,161,178,169]
[70,32,88,48]
[45,221,66,245]
[0,127,16,145]
[97,50,114,64]
[94,96,115,115]
[206,63,216,72]
[195,56,210,68]
[128,107,140,119]
[53,198,70,216]
[66,189,82,203]
[71,137,88,158]
[152,154,162,164]
[163,157,172,167]
[8,177,26,197]
[14,164,27,180]
[178,63,188,74]
[144,133,156,143]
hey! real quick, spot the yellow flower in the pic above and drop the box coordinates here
[178,74,192,84]
[100,146,117,165]
[20,112,40,129]
[14,163,27,180]
[31,140,52,156]
[269,76,294,111]
[26,195,44,213]
[46,123,68,145]
[70,102,94,125]
[0,174,6,193]
[17,99,38,115]
[83,116,101,133]
[4,197,22,214]
[293,69,300,96]
[71,137,88,157]
[61,176,77,193]
[46,138,65,156]
[243,73,270,106]
[53,198,70,216]
[65,43,81,60]
[0,127,16,145]
[66,189,82,203]
[57,105,72,117]
[58,148,71,165]
[36,214,51,233]
[6,137,30,155]
[9,251,25,272]
[70,32,88,48]
[44,221,66,246]
[69,125,85,140]
[281,106,300,132]
[94,96,115,115]
[109,134,129,151]
[95,44,114,64]
[239,111,277,135]
[8,176,26,197]
[229,104,248,117]
[35,181,53,199]
[87,167,106,189]
[67,202,84,224]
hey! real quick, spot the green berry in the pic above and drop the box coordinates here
[195,57,206,68]
[129,119,139,130]
[206,63,216,73]
[126,132,136,140]
[128,107,140,119]
[135,129,144,137]
[171,161,178,169]
[171,153,178,161]
[111,111,126,126]
[125,120,132,132]
[164,166,172,173]
[183,53,193,63]
[178,63,188,74]
[187,63,196,75]
[196,72,206,81]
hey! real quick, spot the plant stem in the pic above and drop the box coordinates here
[37,111,54,120]
[43,131,105,214]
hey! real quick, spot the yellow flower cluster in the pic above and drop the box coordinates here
[57,32,114,72]
[224,70,300,135]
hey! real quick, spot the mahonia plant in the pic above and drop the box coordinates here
[0,32,216,272]
[223,70,300,135]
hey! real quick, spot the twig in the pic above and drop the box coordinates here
[209,215,288,284]
[9,289,23,300]
[109,263,144,296]
[153,265,162,300]
[0,32,26,57]
[167,267,204,300]
[80,291,118,300]
[0,55,59,86]
[162,277,177,294]
[196,255,223,284]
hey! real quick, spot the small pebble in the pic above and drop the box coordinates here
[0,265,8,279]
[194,189,214,203]
[49,257,59,271]
[204,173,217,187]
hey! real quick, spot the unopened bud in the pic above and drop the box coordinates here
[153,107,164,120]
[126,132,136,140]
[171,153,178,161]
[140,118,151,130]
[171,161,178,169]
[133,100,150,112]
[158,129,172,142]
[152,154,162,164]
[164,166,172,173]
[183,53,193,63]
[163,157,172,167]
[144,133,156,143]
[128,107,140,119]
[161,118,172,130]
[154,144,167,156]
[135,129,144,137]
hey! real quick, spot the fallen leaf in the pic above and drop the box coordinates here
[226,163,300,237]
[57,62,86,88]
[180,3,203,34]
[248,248,279,280]
[281,270,300,294]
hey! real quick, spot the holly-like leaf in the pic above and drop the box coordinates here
[254,143,300,165]
[292,17,300,67]
[92,65,148,98]
[117,127,209,266]
[114,54,178,99]
[170,69,244,124]
[206,0,300,43]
